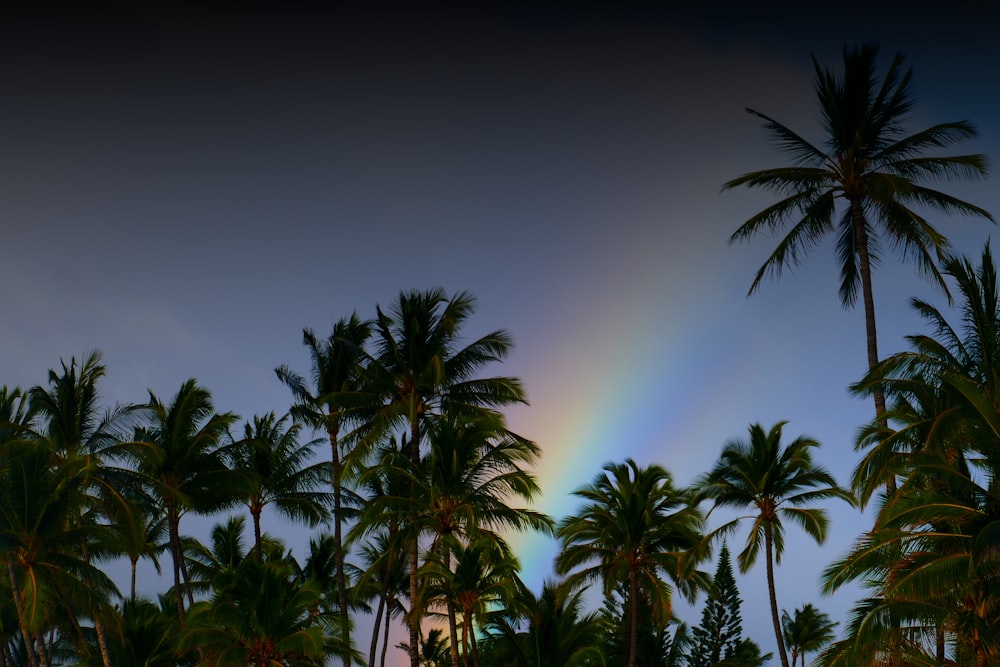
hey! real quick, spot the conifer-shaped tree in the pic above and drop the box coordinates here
[688,543,743,667]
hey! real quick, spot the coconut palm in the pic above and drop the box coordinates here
[276,314,372,662]
[424,536,520,667]
[0,440,120,667]
[27,353,145,667]
[101,495,168,601]
[556,459,708,667]
[224,412,332,561]
[725,44,992,452]
[351,440,411,667]
[356,411,551,667]
[178,555,350,667]
[131,379,239,622]
[828,246,1000,666]
[483,576,605,667]
[358,288,527,667]
[697,422,854,667]
[782,604,837,667]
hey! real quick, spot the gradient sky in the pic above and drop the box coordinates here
[3,4,1000,663]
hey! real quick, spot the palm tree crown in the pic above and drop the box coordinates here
[556,459,707,667]
[725,43,993,450]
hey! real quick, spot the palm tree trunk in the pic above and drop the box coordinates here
[765,527,790,667]
[381,591,393,667]
[7,563,40,667]
[408,416,423,667]
[467,610,481,667]
[368,588,385,667]
[166,504,186,622]
[628,567,639,667]
[328,425,352,667]
[93,617,112,667]
[448,600,461,667]
[408,544,421,667]
[851,201,893,494]
[130,557,138,601]
[252,504,263,563]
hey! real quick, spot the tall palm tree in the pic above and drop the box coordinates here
[782,604,837,667]
[556,459,708,667]
[359,288,528,667]
[829,244,1000,666]
[356,411,552,667]
[276,313,371,661]
[697,422,854,667]
[725,44,992,455]
[426,536,520,667]
[224,412,332,561]
[131,379,239,622]
[0,440,120,667]
[27,353,143,667]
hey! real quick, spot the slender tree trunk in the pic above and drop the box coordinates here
[381,591,392,667]
[165,504,185,622]
[409,542,421,667]
[252,504,263,563]
[628,567,639,667]
[467,610,481,667]
[936,626,945,664]
[130,557,138,601]
[8,563,40,667]
[851,201,893,494]
[328,424,352,667]
[368,588,385,667]
[765,527,790,667]
[93,617,112,667]
[448,600,461,667]
[408,415,423,667]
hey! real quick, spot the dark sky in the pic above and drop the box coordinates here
[3,4,1000,664]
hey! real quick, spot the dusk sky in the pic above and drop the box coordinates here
[4,4,1000,663]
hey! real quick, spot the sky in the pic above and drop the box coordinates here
[3,3,1000,663]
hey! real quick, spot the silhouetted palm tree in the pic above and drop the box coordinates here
[132,380,239,622]
[726,44,992,460]
[697,422,853,667]
[224,412,332,561]
[557,459,708,667]
[358,289,527,667]
[782,604,836,667]
[276,314,371,661]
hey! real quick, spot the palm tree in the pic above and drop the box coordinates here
[0,440,121,667]
[483,576,605,667]
[359,288,528,667]
[424,536,521,667]
[276,314,371,661]
[725,44,992,454]
[556,459,708,667]
[351,441,411,667]
[782,604,837,667]
[697,423,854,667]
[131,379,239,622]
[101,495,168,601]
[356,411,552,667]
[829,246,1000,666]
[224,412,332,561]
[178,556,350,667]
[27,353,144,667]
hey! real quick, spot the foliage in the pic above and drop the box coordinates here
[688,543,744,667]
